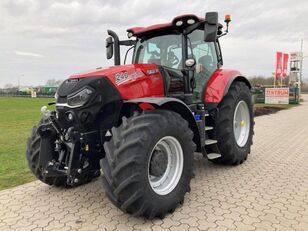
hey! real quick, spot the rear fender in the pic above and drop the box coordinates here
[125,97,201,152]
[204,69,251,104]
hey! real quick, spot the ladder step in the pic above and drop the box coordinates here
[207,153,222,160]
[205,126,213,131]
[205,139,217,145]
[205,113,209,117]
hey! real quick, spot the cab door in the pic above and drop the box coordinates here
[188,30,219,103]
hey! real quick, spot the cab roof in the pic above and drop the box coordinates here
[127,14,204,38]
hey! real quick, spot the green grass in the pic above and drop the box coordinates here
[0,97,53,190]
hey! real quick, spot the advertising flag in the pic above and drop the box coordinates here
[275,52,283,77]
[282,53,289,77]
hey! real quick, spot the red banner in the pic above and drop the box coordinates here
[282,53,289,77]
[276,52,283,77]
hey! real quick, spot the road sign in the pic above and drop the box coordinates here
[290,52,303,61]
[265,88,289,104]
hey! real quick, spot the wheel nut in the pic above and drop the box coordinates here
[77,169,82,174]
[74,178,79,184]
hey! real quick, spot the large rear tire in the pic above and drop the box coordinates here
[26,119,67,187]
[210,81,254,165]
[100,110,196,218]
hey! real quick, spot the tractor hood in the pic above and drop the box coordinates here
[55,63,164,131]
[66,63,165,100]
[70,63,160,81]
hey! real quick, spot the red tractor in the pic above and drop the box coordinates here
[26,12,254,218]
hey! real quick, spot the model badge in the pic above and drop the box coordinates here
[115,72,129,85]
[146,69,159,75]
[115,71,144,85]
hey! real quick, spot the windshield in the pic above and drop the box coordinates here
[132,30,218,71]
[133,34,182,69]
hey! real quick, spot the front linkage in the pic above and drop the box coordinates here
[36,109,102,187]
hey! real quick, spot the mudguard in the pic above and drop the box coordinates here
[125,97,201,152]
[204,69,251,103]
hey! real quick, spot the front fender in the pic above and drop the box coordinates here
[125,97,201,152]
[204,69,251,103]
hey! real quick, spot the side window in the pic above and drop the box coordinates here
[188,30,218,77]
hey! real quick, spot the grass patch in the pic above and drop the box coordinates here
[0,97,53,190]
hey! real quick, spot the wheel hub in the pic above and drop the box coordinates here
[233,100,250,147]
[149,150,168,177]
[148,136,184,195]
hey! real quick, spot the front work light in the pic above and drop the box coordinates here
[187,19,195,25]
[175,20,183,26]
[67,88,93,107]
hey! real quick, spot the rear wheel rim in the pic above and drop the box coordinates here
[233,100,250,147]
[148,136,183,195]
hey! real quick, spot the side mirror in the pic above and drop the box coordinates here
[204,12,218,42]
[185,58,196,68]
[106,36,113,59]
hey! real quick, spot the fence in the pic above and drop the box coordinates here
[0,92,54,98]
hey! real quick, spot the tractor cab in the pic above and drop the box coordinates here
[106,13,231,103]
[132,29,218,102]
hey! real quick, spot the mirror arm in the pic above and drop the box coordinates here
[107,30,121,65]
[119,40,136,46]
[217,32,227,38]
[183,22,202,35]
[217,21,230,38]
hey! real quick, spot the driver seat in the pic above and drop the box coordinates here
[198,55,214,73]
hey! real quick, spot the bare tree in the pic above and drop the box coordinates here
[4,83,14,89]
[46,79,63,86]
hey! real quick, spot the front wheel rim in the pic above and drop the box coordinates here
[148,136,183,195]
[233,100,250,147]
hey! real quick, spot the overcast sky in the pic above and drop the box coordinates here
[1,0,308,87]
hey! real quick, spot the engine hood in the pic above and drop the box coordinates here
[68,63,165,100]
[70,64,159,79]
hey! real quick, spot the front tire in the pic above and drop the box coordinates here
[210,81,254,165]
[26,119,67,187]
[100,110,196,218]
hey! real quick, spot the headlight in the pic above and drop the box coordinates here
[67,87,93,107]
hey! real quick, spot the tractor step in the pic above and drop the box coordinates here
[205,126,213,131]
[207,153,222,160]
[205,113,209,117]
[205,139,217,145]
